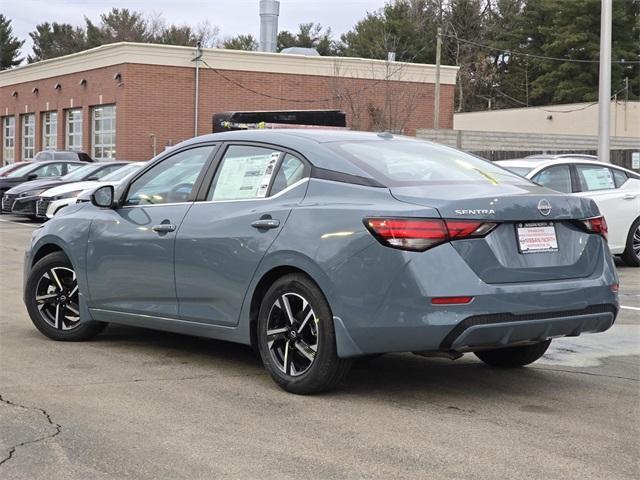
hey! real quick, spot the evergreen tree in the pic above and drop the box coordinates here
[223,34,258,51]
[278,23,337,55]
[28,23,86,62]
[0,14,23,69]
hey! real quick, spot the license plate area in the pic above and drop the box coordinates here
[516,222,558,254]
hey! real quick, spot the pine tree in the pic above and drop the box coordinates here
[0,14,24,69]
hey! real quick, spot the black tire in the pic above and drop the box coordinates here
[621,218,640,267]
[257,273,352,394]
[474,340,551,368]
[25,251,107,341]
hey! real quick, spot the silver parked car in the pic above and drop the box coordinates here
[23,130,619,394]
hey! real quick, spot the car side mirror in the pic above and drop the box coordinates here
[27,173,38,180]
[91,185,115,208]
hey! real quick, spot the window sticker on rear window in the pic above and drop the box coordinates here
[210,147,282,201]
[578,166,615,191]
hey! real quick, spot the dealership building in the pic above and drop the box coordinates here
[0,42,458,164]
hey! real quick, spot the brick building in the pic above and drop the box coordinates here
[0,42,457,163]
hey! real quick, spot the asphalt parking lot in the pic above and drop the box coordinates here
[0,214,638,480]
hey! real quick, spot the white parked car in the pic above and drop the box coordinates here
[35,162,147,219]
[497,154,640,267]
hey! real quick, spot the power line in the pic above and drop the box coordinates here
[443,34,640,65]
[199,57,419,104]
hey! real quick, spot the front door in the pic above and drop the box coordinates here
[175,145,309,326]
[86,145,216,319]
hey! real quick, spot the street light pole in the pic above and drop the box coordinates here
[597,0,612,163]
[434,27,442,131]
[194,41,202,137]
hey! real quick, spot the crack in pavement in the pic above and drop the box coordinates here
[530,366,639,382]
[0,394,62,467]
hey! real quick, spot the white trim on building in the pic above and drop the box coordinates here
[0,42,459,88]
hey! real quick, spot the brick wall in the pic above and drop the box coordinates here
[1,62,454,163]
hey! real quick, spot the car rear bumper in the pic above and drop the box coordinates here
[331,242,619,358]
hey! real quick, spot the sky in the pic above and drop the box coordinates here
[6,0,388,57]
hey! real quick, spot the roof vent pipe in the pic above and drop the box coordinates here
[259,0,279,53]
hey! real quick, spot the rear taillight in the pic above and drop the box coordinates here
[363,217,498,252]
[580,216,608,241]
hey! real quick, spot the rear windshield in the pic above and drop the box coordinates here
[329,140,529,186]
[501,166,534,177]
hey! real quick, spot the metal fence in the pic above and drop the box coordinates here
[416,129,640,171]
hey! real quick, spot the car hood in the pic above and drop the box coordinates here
[390,182,600,220]
[5,178,63,195]
[42,180,102,197]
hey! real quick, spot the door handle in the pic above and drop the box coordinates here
[251,219,280,229]
[623,194,636,200]
[152,223,177,233]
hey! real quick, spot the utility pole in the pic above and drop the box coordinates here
[194,41,202,137]
[597,0,612,163]
[434,27,442,131]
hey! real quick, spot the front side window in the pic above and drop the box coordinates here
[576,165,615,191]
[31,162,64,178]
[66,109,83,151]
[92,105,116,160]
[42,111,58,150]
[533,165,572,193]
[2,117,15,163]
[208,145,283,201]
[22,114,35,160]
[125,146,214,206]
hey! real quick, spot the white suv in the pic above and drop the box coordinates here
[497,155,640,267]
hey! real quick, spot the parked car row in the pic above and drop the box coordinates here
[497,154,640,267]
[1,160,145,219]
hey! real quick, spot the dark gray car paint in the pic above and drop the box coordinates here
[24,130,619,358]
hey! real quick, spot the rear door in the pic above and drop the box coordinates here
[571,163,635,252]
[174,144,309,326]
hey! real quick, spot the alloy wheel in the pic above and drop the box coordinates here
[266,292,319,376]
[35,266,81,330]
[634,225,640,260]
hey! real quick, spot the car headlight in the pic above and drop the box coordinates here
[19,189,46,197]
[51,190,84,200]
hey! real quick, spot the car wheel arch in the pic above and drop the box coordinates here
[31,243,67,268]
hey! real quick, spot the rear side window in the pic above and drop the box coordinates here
[533,165,572,193]
[208,145,282,201]
[270,154,307,195]
[329,140,527,186]
[576,165,615,191]
[612,168,628,188]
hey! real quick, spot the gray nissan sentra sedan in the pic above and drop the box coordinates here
[23,130,619,394]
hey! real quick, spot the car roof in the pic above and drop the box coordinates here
[171,129,427,178]
[497,157,640,177]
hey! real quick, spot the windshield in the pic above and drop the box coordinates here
[61,164,98,181]
[501,166,534,177]
[6,163,39,178]
[0,163,29,176]
[101,162,145,182]
[329,140,529,186]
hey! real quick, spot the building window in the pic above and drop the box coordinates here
[42,111,58,150]
[22,114,35,160]
[92,105,116,160]
[66,109,83,152]
[2,117,16,164]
